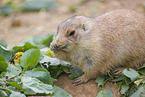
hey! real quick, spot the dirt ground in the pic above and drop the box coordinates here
[0,0,145,97]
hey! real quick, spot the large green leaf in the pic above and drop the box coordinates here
[21,76,53,95]
[0,40,7,48]
[0,46,12,62]
[122,68,140,81]
[95,76,105,87]
[24,67,56,85]
[97,88,113,97]
[53,86,72,97]
[20,49,41,68]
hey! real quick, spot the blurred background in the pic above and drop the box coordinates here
[0,0,145,45]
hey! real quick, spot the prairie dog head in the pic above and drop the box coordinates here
[50,16,91,52]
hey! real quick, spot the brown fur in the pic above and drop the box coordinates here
[50,10,145,84]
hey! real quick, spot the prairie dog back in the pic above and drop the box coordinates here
[93,10,145,68]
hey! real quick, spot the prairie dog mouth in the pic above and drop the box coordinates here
[50,43,72,52]
[61,43,72,49]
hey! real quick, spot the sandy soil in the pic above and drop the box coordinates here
[54,73,120,97]
[0,0,145,97]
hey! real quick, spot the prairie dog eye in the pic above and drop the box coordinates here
[69,30,75,36]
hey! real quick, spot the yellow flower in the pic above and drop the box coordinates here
[14,52,24,64]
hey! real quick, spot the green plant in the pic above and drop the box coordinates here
[96,66,145,97]
[0,34,144,97]
[0,34,73,97]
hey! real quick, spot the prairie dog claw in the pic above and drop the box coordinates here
[72,74,89,85]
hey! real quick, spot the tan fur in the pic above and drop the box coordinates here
[50,10,145,83]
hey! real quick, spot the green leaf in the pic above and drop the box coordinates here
[95,76,105,87]
[97,88,113,97]
[20,49,41,68]
[134,79,144,86]
[122,68,140,81]
[120,83,129,94]
[46,49,53,57]
[23,42,38,50]
[0,40,7,48]
[125,77,132,85]
[139,67,145,75]
[117,82,123,90]
[33,34,53,45]
[40,47,49,55]
[40,56,61,65]
[0,46,12,62]
[0,90,7,97]
[9,91,26,97]
[131,86,145,97]
[24,67,56,85]
[12,42,38,55]
[48,68,63,79]
[40,55,71,66]
[53,86,72,97]
[9,82,23,90]
[0,61,8,72]
[20,0,56,12]
[0,55,5,61]
[0,55,8,72]
[21,76,53,95]
[5,64,22,78]
[7,86,15,91]
[111,76,125,82]
[128,84,138,96]
[0,79,5,86]
[140,93,145,97]
[40,55,71,78]
[142,79,145,84]
[68,66,83,80]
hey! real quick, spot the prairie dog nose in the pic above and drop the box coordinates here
[50,42,61,52]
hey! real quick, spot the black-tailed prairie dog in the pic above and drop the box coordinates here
[50,10,145,84]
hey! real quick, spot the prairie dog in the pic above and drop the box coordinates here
[50,10,145,84]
